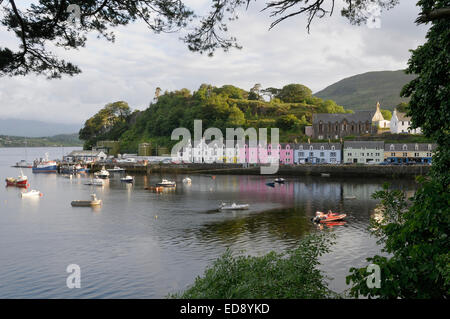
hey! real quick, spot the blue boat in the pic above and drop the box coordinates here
[266,182,275,187]
[32,153,57,173]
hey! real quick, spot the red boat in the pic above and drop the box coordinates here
[5,173,28,188]
[313,211,347,223]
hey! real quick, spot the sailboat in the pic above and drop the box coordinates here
[13,139,32,168]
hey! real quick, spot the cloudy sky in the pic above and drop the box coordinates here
[0,0,428,126]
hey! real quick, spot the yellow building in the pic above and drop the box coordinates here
[384,143,436,164]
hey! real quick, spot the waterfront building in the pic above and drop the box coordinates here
[384,143,436,163]
[63,150,107,163]
[390,109,421,134]
[343,141,384,164]
[294,143,342,164]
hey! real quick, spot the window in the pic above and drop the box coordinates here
[330,152,336,157]
[390,145,394,151]
[415,144,419,151]
[428,144,432,151]
[402,144,407,151]
[320,152,325,157]
[309,152,314,157]
[403,153,407,157]
[299,152,304,157]
[348,153,352,156]
[310,146,313,150]
[320,146,324,150]
[331,146,335,151]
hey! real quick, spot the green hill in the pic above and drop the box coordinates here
[79,84,352,153]
[0,133,82,147]
[314,70,416,111]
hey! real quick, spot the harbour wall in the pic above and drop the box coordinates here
[90,163,431,178]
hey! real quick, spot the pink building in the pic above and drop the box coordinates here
[240,143,294,165]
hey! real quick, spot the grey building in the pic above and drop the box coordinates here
[293,143,342,164]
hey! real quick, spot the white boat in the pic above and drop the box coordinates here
[321,173,330,177]
[182,177,192,184]
[21,190,42,198]
[344,195,357,200]
[274,178,285,183]
[120,176,134,183]
[94,166,110,179]
[14,160,33,168]
[107,166,125,172]
[85,178,104,186]
[156,179,176,187]
[219,202,250,211]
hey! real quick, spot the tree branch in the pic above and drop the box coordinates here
[416,7,450,24]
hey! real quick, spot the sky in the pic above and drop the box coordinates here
[0,0,429,126]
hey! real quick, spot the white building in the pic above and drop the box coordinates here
[63,150,107,163]
[390,109,421,134]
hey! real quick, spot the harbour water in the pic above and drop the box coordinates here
[0,147,418,298]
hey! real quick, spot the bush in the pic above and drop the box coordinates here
[171,233,338,299]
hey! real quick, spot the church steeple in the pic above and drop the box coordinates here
[376,101,381,112]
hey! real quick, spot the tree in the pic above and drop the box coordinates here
[396,102,409,113]
[347,0,450,298]
[380,109,392,120]
[276,84,312,103]
[154,87,162,101]
[79,101,131,149]
[1,0,422,78]
[261,87,281,101]
[248,83,262,100]
[275,114,302,130]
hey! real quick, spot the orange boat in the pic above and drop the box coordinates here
[312,211,347,223]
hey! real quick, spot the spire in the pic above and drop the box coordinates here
[376,101,380,111]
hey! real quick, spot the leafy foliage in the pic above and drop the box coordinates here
[347,182,450,298]
[1,0,406,77]
[79,84,348,152]
[347,0,450,299]
[171,233,338,299]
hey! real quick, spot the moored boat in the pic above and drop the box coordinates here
[120,176,134,183]
[219,203,249,211]
[266,182,275,187]
[182,177,192,184]
[312,211,347,223]
[71,194,102,207]
[274,178,285,183]
[107,166,125,172]
[94,166,110,179]
[5,170,28,187]
[156,179,176,187]
[21,190,42,198]
[13,160,33,168]
[32,153,57,173]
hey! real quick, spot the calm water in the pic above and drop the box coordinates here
[0,147,417,298]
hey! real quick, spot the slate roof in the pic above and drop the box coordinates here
[312,111,374,124]
[395,111,411,122]
[343,141,384,149]
[294,143,342,150]
[384,143,437,152]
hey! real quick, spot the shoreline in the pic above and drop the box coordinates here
[90,162,431,178]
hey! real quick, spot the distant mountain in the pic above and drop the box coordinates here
[314,70,416,111]
[0,118,81,137]
[0,133,82,147]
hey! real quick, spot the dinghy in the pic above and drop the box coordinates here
[21,190,42,198]
[120,176,134,183]
[219,203,249,211]
[274,178,285,183]
[156,179,176,187]
[312,211,346,223]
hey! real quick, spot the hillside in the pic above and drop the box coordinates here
[314,70,415,111]
[0,133,83,147]
[0,118,81,137]
[79,84,352,153]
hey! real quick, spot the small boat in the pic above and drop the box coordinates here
[312,211,347,223]
[13,160,33,168]
[5,170,28,187]
[21,190,42,198]
[344,195,357,200]
[71,194,102,207]
[182,177,192,184]
[219,202,249,211]
[120,176,134,183]
[85,178,104,186]
[266,182,275,187]
[107,166,125,172]
[274,178,285,184]
[156,179,176,187]
[321,173,330,177]
[94,166,110,179]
